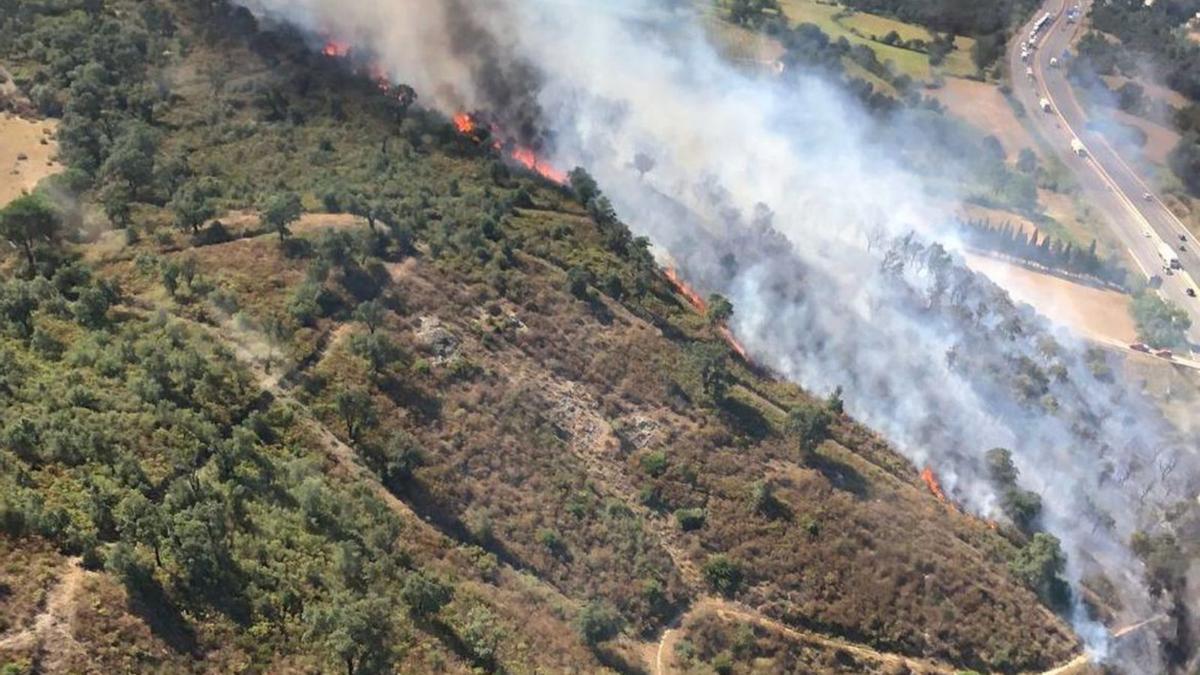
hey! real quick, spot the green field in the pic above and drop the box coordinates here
[716,0,980,81]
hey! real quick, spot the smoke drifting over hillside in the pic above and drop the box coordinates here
[237,0,1196,669]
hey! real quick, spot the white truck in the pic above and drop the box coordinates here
[1070,138,1086,156]
[1026,67,1035,79]
[1157,239,1183,270]
[1039,97,1052,112]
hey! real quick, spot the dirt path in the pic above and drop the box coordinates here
[650,596,957,675]
[0,558,87,670]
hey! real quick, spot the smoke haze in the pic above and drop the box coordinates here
[236,0,1198,669]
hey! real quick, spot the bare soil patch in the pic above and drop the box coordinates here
[964,252,1136,343]
[0,113,60,207]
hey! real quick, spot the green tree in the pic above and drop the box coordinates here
[353,299,386,334]
[706,293,733,325]
[401,571,454,619]
[170,178,219,235]
[335,388,377,444]
[99,181,134,227]
[0,193,60,270]
[786,403,832,455]
[1009,533,1070,611]
[459,604,504,668]
[1016,148,1038,175]
[304,593,393,675]
[567,266,592,300]
[702,554,744,597]
[1130,291,1191,349]
[985,447,1018,485]
[350,332,403,379]
[575,599,623,645]
[568,167,599,204]
[98,122,158,199]
[826,386,844,415]
[73,286,113,328]
[263,192,302,241]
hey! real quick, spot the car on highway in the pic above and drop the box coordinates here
[1143,192,1153,201]
[1188,288,1197,298]
[1155,349,1174,359]
[1144,230,1152,238]
[1130,342,1151,353]
[1181,235,1188,242]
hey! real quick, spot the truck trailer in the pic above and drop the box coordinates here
[1157,239,1183,270]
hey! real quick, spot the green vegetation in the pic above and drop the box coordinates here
[0,0,1085,672]
[702,554,745,597]
[1009,533,1071,612]
[837,0,1040,37]
[959,219,1127,287]
[1131,291,1193,349]
[984,448,1043,533]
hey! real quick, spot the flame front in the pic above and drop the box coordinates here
[507,145,567,184]
[322,39,350,58]
[664,267,707,313]
[920,466,948,503]
[453,112,476,134]
[664,268,752,364]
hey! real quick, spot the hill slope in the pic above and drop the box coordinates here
[0,0,1080,672]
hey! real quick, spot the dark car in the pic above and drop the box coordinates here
[1188,288,1197,297]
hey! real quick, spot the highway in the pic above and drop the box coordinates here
[1007,0,1200,348]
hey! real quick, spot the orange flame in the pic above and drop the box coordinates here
[664,268,753,364]
[920,466,947,503]
[322,40,350,58]
[664,267,707,313]
[453,112,476,134]
[508,145,568,184]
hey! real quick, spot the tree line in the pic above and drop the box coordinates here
[959,218,1128,287]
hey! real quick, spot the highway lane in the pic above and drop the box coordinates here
[1007,0,1200,348]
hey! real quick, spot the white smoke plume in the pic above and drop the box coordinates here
[235,0,1197,669]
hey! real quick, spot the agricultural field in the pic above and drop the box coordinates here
[775,0,979,79]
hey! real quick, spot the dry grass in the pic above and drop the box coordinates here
[0,113,61,207]
[928,78,1040,162]
[1109,109,1181,166]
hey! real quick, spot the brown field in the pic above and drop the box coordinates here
[960,202,1038,236]
[928,77,1040,162]
[1110,109,1181,166]
[1100,74,1191,111]
[964,252,1136,344]
[0,113,60,207]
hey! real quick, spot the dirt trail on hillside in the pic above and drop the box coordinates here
[0,558,87,670]
[650,596,956,675]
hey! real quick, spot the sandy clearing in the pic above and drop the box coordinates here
[0,113,61,207]
[929,77,1041,161]
[964,252,1136,344]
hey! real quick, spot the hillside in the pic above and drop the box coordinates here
[0,1,1084,673]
